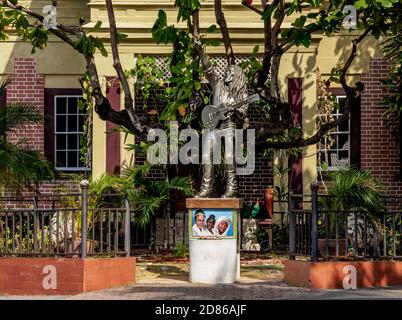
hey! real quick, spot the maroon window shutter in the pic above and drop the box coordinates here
[288,78,303,194]
[349,96,361,169]
[44,89,55,164]
[105,79,121,175]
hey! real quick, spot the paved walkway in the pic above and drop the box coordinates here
[2,276,402,300]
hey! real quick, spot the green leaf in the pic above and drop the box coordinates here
[301,34,311,47]
[157,10,167,27]
[206,24,217,33]
[307,12,320,19]
[116,32,128,43]
[376,0,393,8]
[194,81,201,91]
[170,65,182,74]
[261,5,278,21]
[354,0,368,10]
[99,46,108,57]
[253,45,259,56]
[208,39,220,47]
[293,15,307,28]
[92,21,102,32]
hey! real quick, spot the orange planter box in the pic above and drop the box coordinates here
[284,260,402,289]
[0,257,136,295]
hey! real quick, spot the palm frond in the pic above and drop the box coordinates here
[126,189,164,229]
[89,173,128,195]
[121,160,153,180]
[167,176,194,196]
[328,167,383,220]
[0,140,54,190]
[0,103,42,135]
[0,78,11,96]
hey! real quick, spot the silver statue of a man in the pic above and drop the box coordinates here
[192,41,249,198]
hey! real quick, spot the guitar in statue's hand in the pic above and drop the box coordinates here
[201,94,259,129]
[220,103,235,120]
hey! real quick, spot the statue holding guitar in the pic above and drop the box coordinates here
[201,93,260,130]
[191,38,257,198]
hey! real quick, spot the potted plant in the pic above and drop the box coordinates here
[318,168,383,257]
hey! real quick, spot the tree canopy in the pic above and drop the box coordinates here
[0,0,400,150]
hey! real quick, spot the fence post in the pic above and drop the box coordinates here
[288,190,296,260]
[311,182,319,262]
[33,195,39,254]
[124,196,131,257]
[80,180,89,259]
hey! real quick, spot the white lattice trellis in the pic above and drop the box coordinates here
[151,55,261,83]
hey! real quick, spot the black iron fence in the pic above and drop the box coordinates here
[0,181,131,258]
[2,181,401,260]
[288,183,402,261]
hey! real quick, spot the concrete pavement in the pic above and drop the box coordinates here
[1,275,401,300]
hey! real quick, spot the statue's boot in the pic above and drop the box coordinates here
[221,164,237,198]
[195,164,214,198]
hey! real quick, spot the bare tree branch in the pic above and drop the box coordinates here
[257,0,278,89]
[104,0,147,134]
[214,0,235,65]
[2,0,149,136]
[259,29,373,149]
[271,0,285,50]
[256,101,352,148]
[84,54,136,132]
[192,10,219,89]
[340,27,372,94]
[241,1,263,15]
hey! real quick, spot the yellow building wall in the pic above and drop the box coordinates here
[0,0,386,190]
[87,0,386,188]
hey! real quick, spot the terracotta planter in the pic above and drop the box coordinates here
[263,188,274,219]
[318,239,346,257]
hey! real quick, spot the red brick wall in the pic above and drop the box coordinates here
[6,58,45,152]
[1,58,80,202]
[284,260,402,289]
[0,257,136,295]
[238,103,273,204]
[360,59,401,195]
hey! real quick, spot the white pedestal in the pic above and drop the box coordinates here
[187,198,242,284]
[189,239,239,284]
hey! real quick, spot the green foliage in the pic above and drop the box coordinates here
[318,167,384,239]
[78,72,94,170]
[175,0,201,22]
[130,55,165,107]
[20,26,49,54]
[0,80,54,191]
[240,45,262,83]
[124,164,194,228]
[0,224,52,253]
[74,34,108,57]
[150,7,205,123]
[323,168,384,221]
[174,243,189,258]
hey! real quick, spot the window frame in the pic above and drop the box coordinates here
[53,95,88,172]
[317,88,361,173]
[44,88,90,173]
[318,95,350,171]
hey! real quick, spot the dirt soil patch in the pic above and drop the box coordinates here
[134,251,288,282]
